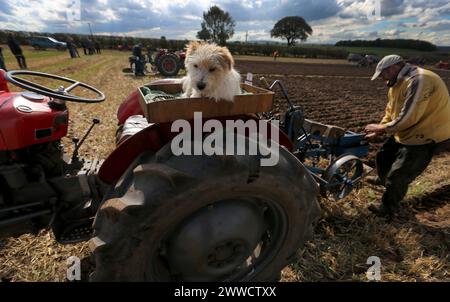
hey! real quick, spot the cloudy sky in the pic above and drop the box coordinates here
[1,0,449,45]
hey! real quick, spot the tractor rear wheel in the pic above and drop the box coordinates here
[156,53,181,77]
[90,140,320,281]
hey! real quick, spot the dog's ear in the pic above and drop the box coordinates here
[186,41,201,55]
[218,46,234,70]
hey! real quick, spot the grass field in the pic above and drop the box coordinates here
[0,46,449,282]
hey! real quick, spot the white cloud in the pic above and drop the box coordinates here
[182,14,203,21]
[0,0,449,45]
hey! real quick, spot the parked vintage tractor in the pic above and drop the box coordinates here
[0,69,370,281]
[128,49,186,77]
[348,53,380,67]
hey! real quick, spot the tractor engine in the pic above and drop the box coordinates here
[0,141,65,205]
[0,140,69,238]
[0,90,104,241]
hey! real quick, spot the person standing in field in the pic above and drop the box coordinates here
[73,44,80,57]
[95,41,101,54]
[365,55,450,217]
[273,50,279,61]
[7,33,27,69]
[66,40,77,59]
[81,41,88,55]
[131,43,145,76]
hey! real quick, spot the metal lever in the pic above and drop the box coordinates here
[260,77,295,110]
[72,118,100,160]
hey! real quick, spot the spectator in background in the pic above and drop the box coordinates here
[95,41,101,54]
[0,47,7,71]
[273,50,279,61]
[81,41,88,55]
[88,40,95,55]
[66,40,77,59]
[73,43,80,58]
[7,33,27,69]
[132,43,145,76]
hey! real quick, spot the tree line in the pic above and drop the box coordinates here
[0,30,189,51]
[0,29,349,59]
[335,39,437,51]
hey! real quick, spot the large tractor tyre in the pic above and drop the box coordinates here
[90,140,320,282]
[156,53,181,77]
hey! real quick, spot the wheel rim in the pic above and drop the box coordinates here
[150,197,288,281]
[328,159,363,200]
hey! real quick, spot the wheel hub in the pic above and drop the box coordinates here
[163,60,176,72]
[166,200,265,281]
[207,240,246,269]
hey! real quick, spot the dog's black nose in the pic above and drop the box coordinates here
[197,82,206,90]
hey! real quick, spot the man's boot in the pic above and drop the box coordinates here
[368,203,399,218]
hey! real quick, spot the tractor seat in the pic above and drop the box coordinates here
[117,115,152,145]
[303,119,346,139]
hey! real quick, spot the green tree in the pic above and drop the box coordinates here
[198,5,235,45]
[270,16,313,46]
[196,25,211,41]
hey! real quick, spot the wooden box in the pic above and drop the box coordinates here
[138,82,274,123]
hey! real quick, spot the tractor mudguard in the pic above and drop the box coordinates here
[117,89,143,125]
[99,117,294,185]
[98,122,168,184]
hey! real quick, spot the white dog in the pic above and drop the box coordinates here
[182,41,241,102]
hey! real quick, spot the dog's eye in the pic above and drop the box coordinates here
[209,68,216,72]
[194,64,198,68]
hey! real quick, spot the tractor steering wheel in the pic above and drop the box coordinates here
[6,70,105,103]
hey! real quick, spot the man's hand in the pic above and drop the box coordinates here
[364,124,386,143]
[365,124,386,134]
[364,132,379,142]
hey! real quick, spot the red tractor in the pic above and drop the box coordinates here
[0,69,320,281]
[150,48,186,76]
[128,49,186,77]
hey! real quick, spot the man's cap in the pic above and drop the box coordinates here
[371,55,404,81]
